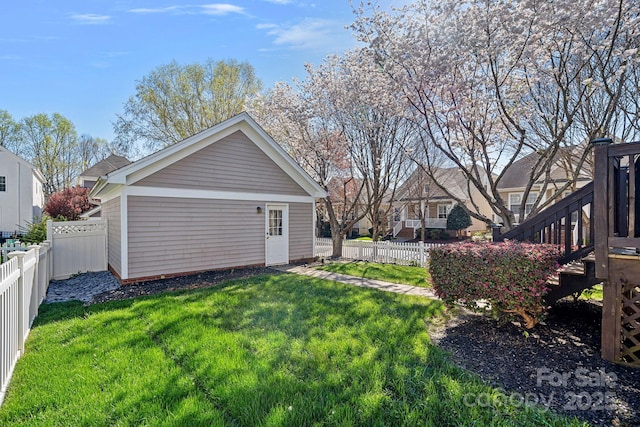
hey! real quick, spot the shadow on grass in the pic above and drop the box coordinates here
[125,274,581,426]
[6,273,586,426]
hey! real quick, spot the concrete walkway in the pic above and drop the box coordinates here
[276,265,439,299]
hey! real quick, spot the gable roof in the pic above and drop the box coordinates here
[498,146,592,190]
[395,166,474,202]
[0,145,45,183]
[80,154,131,178]
[90,112,326,199]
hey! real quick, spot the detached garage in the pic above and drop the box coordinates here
[90,112,326,282]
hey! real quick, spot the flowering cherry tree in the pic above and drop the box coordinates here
[353,0,640,229]
[252,48,413,255]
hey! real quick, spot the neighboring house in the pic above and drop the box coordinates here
[496,147,592,224]
[78,154,131,219]
[89,112,326,282]
[0,146,45,237]
[391,166,492,238]
[79,154,131,190]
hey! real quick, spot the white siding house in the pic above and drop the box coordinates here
[90,112,326,282]
[0,146,45,237]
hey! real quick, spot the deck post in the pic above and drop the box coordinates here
[591,138,611,280]
[592,138,620,362]
[491,224,502,242]
[602,271,622,362]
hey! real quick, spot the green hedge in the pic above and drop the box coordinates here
[429,241,561,328]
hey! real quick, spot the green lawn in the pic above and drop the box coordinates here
[579,284,603,301]
[0,273,586,426]
[317,261,431,288]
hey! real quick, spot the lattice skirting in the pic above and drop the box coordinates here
[620,280,640,365]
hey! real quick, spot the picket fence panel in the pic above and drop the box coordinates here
[0,243,51,407]
[0,242,29,264]
[315,238,444,267]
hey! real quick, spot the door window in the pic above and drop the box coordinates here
[269,209,283,236]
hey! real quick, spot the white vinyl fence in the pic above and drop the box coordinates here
[0,241,30,264]
[47,219,107,280]
[315,238,445,267]
[0,243,52,406]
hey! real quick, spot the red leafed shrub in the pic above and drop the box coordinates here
[429,240,561,328]
[44,186,92,221]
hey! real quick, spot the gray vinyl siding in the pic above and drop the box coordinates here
[102,197,121,276]
[289,202,313,261]
[135,130,307,196]
[127,196,266,279]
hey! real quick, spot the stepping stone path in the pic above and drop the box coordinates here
[276,265,439,299]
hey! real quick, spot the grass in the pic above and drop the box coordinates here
[0,273,587,426]
[317,261,431,288]
[579,284,603,301]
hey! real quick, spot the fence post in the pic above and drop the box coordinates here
[46,220,53,242]
[39,242,49,303]
[420,241,425,267]
[7,251,26,354]
[43,240,52,281]
[358,240,363,259]
[28,245,41,310]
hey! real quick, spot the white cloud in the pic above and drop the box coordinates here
[127,4,245,16]
[70,13,111,25]
[263,0,294,4]
[201,4,245,15]
[257,18,350,51]
[256,23,278,30]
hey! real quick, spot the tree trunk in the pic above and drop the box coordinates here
[331,232,343,258]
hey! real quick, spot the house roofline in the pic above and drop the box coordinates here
[91,112,326,199]
[0,146,45,183]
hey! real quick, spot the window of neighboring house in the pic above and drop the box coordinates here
[509,192,537,220]
[0,176,5,192]
[437,204,452,219]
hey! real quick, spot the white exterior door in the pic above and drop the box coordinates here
[265,204,289,266]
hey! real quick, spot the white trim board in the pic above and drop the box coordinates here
[125,186,315,203]
[120,191,129,280]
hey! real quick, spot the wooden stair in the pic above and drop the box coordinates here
[545,253,600,304]
[395,226,416,239]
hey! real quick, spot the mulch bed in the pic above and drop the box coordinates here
[90,266,277,304]
[432,300,640,426]
[91,269,638,426]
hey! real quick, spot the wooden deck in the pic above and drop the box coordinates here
[496,139,640,366]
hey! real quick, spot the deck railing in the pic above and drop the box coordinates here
[496,182,594,264]
[593,139,640,275]
[593,138,640,364]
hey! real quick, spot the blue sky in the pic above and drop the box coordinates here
[1,1,397,142]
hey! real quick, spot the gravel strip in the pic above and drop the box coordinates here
[45,271,121,303]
